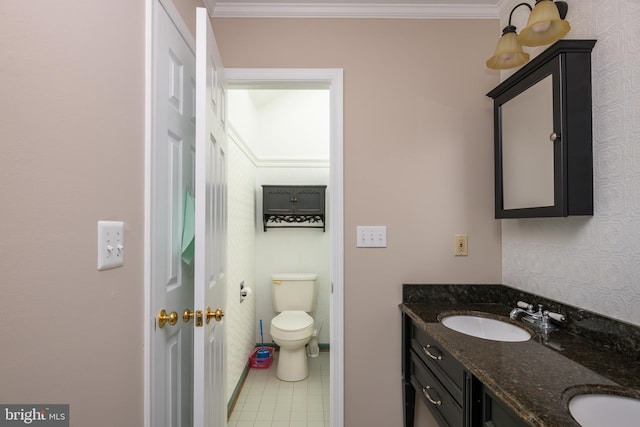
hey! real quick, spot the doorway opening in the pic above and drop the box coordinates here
[225,69,344,427]
[145,10,344,418]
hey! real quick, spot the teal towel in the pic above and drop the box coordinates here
[181,187,195,265]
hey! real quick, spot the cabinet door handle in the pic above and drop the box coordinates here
[422,344,442,361]
[422,386,442,406]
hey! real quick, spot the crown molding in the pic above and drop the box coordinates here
[211,2,500,19]
[228,125,329,169]
[255,158,330,168]
[203,0,217,16]
[228,125,259,167]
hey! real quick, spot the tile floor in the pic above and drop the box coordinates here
[228,351,330,427]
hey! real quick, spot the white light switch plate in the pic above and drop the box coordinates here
[97,221,124,270]
[357,226,387,248]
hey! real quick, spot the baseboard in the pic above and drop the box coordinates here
[227,362,250,418]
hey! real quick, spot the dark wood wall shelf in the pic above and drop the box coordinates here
[262,185,327,232]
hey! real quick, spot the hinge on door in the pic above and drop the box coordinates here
[195,310,203,327]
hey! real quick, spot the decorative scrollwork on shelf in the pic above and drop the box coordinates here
[266,215,323,224]
[263,214,325,231]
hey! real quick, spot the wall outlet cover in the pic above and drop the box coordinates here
[454,234,468,256]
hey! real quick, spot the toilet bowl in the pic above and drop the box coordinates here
[270,273,317,381]
[271,310,314,381]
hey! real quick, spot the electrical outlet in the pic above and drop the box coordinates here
[454,234,468,256]
[357,226,387,248]
[97,221,124,270]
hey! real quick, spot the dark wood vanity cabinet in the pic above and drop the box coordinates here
[403,314,526,427]
[403,314,477,427]
[262,185,326,231]
[480,385,529,427]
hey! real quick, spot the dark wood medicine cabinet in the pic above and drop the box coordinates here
[486,39,596,219]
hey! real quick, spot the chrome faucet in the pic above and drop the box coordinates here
[509,301,534,319]
[510,301,565,333]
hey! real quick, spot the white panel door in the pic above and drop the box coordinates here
[150,2,196,426]
[194,7,227,427]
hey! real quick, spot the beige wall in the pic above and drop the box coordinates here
[173,0,204,34]
[0,0,200,425]
[0,3,500,425]
[212,18,502,425]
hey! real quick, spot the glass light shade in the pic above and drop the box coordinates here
[518,0,570,47]
[486,31,530,70]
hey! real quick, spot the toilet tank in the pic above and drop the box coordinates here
[272,273,317,312]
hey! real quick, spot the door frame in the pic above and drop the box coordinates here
[226,67,344,427]
[145,1,345,423]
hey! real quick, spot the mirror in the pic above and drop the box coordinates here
[501,75,554,210]
[487,40,595,219]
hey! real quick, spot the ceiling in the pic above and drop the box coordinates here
[208,0,506,18]
[228,89,330,163]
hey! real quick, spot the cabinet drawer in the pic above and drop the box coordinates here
[410,351,463,427]
[411,326,464,405]
[482,385,529,427]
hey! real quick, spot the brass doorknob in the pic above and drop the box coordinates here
[205,306,224,324]
[158,309,178,328]
[183,309,195,323]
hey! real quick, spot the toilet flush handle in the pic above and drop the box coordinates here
[273,280,282,285]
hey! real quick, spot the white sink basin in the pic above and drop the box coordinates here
[440,315,531,342]
[569,394,640,427]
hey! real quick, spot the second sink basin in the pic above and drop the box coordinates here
[440,314,531,342]
[569,393,640,427]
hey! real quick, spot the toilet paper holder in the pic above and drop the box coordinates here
[240,281,252,303]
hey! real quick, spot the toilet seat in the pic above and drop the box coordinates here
[271,311,314,341]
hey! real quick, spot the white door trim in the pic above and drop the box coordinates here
[226,67,344,427]
[146,8,345,422]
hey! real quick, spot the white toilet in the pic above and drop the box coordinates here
[270,273,317,381]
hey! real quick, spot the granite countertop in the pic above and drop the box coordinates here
[401,301,640,427]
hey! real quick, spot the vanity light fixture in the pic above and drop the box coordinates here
[486,1,570,70]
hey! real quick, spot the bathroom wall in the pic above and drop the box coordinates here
[499,0,640,326]
[0,1,152,425]
[213,17,502,427]
[250,90,330,161]
[226,136,258,402]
